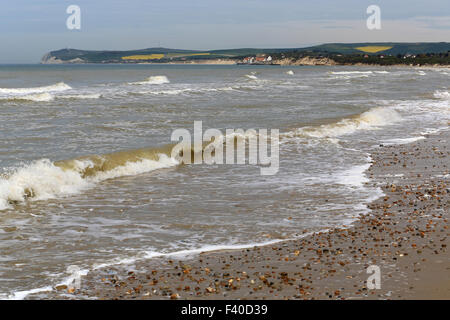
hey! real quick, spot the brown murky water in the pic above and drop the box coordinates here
[0,64,448,298]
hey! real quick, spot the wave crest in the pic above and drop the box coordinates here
[0,134,264,210]
[285,107,401,139]
[245,74,258,80]
[330,71,373,75]
[137,86,234,96]
[434,90,449,100]
[129,75,170,85]
[16,93,54,102]
[0,146,180,210]
[0,82,71,95]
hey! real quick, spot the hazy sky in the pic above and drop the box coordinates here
[0,0,449,63]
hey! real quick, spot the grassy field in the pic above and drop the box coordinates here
[355,46,392,53]
[121,54,165,60]
[121,52,212,60]
[42,42,450,63]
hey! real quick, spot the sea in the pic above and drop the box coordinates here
[0,64,448,298]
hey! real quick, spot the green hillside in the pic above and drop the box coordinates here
[41,42,450,64]
[41,47,294,63]
[302,42,450,55]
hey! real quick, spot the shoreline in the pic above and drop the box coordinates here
[41,129,449,300]
[39,60,449,68]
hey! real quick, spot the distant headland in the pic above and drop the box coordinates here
[41,42,450,66]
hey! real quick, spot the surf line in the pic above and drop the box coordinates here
[170,121,279,175]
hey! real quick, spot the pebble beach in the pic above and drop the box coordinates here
[46,129,449,300]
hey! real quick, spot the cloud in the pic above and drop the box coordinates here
[321,25,355,30]
[0,1,449,62]
[412,16,450,30]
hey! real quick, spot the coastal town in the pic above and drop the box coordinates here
[238,54,278,65]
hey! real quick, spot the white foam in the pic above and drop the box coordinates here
[3,265,89,299]
[333,75,369,80]
[245,74,258,80]
[8,229,325,300]
[434,90,449,100]
[330,71,373,75]
[0,155,179,211]
[0,82,71,95]
[91,228,334,273]
[59,93,102,100]
[287,107,401,139]
[19,92,54,102]
[129,75,170,85]
[90,154,179,182]
[90,241,285,271]
[381,136,425,145]
[2,286,53,300]
[139,88,189,95]
[335,162,370,187]
[138,86,234,96]
[55,268,90,289]
[421,126,449,135]
[333,154,385,219]
[198,87,234,93]
[0,159,91,210]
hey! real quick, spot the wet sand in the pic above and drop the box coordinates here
[49,130,449,300]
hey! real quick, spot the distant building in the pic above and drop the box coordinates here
[242,55,273,64]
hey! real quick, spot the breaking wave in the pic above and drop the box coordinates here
[17,93,54,102]
[59,93,102,100]
[0,146,180,211]
[330,71,373,75]
[0,82,71,95]
[284,107,401,139]
[245,74,258,80]
[137,86,235,96]
[0,132,261,211]
[2,92,102,102]
[434,90,449,100]
[129,75,170,85]
[0,82,102,102]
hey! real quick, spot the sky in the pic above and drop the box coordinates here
[0,0,449,63]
